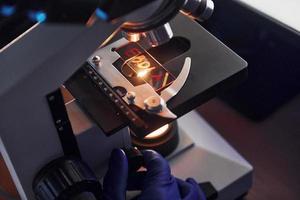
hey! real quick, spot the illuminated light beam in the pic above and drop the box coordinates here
[145,124,170,139]
[162,72,169,87]
[28,10,47,22]
[137,67,155,78]
[137,70,149,78]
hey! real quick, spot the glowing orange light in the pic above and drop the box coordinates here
[137,61,151,69]
[137,70,149,78]
[145,124,170,139]
[129,55,151,69]
[136,67,155,78]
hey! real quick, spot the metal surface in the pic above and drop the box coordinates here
[124,22,174,46]
[82,65,146,129]
[123,32,141,43]
[142,23,174,47]
[126,91,136,103]
[181,0,215,21]
[171,111,253,200]
[144,96,163,112]
[88,38,178,119]
[92,56,101,66]
[160,57,191,102]
[201,0,215,21]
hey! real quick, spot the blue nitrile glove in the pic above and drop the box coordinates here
[176,178,207,200]
[102,149,206,200]
[102,149,128,200]
[128,150,206,200]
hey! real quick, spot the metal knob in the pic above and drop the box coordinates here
[144,96,163,112]
[123,32,142,43]
[142,23,174,47]
[181,0,214,21]
[92,56,101,66]
[126,91,136,104]
[123,23,174,47]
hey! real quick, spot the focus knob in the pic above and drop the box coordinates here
[33,157,102,200]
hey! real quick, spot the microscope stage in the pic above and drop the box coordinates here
[65,14,247,138]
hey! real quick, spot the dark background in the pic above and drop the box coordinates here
[198,97,300,200]
[198,0,300,199]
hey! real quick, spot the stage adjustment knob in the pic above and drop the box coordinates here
[33,157,102,200]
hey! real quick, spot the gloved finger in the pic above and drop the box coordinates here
[141,150,172,184]
[177,177,206,200]
[127,171,146,191]
[102,149,128,200]
[186,178,206,200]
[176,178,192,197]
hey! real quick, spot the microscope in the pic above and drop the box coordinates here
[0,0,252,199]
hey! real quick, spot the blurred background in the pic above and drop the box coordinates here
[198,0,300,199]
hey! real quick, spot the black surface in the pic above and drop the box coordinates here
[65,67,130,135]
[123,147,144,173]
[72,192,97,200]
[99,0,155,22]
[121,0,185,32]
[0,14,34,49]
[199,182,218,200]
[66,14,247,137]
[47,89,81,157]
[202,0,300,120]
[166,14,248,116]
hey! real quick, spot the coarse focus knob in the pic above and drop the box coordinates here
[33,157,102,200]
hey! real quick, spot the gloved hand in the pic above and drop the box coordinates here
[102,149,206,200]
[128,150,206,200]
[102,149,128,200]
